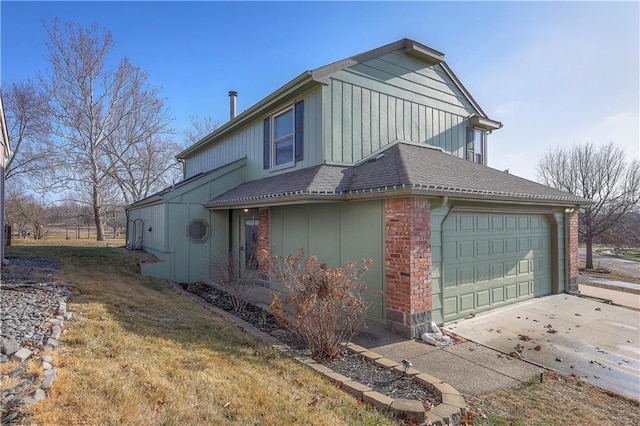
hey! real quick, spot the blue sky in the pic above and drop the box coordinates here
[1,1,638,181]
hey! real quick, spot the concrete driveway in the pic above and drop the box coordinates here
[444,294,640,401]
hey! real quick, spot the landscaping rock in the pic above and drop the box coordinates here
[1,339,20,355]
[12,347,32,363]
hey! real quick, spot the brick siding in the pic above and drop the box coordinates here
[258,207,270,282]
[568,209,579,291]
[384,197,432,338]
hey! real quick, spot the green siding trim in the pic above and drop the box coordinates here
[269,201,386,324]
[325,72,470,164]
[184,87,324,181]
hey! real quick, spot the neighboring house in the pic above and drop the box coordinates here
[127,39,587,338]
[0,93,10,264]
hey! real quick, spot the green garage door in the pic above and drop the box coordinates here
[442,212,551,322]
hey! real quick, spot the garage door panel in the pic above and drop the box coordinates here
[443,296,457,317]
[460,293,474,312]
[518,238,529,251]
[492,287,505,304]
[530,237,540,250]
[443,269,457,288]
[476,215,490,230]
[491,240,503,255]
[518,216,529,228]
[530,216,541,228]
[476,240,490,256]
[459,241,474,258]
[519,281,532,297]
[458,267,474,285]
[505,284,518,300]
[491,216,503,230]
[476,264,490,282]
[459,215,474,231]
[443,212,551,322]
[490,263,504,279]
[476,290,490,308]
[505,216,517,230]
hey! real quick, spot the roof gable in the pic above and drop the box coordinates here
[178,38,500,159]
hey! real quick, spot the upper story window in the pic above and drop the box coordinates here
[264,100,304,169]
[467,127,486,165]
[273,108,294,165]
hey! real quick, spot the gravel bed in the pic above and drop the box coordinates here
[180,281,440,407]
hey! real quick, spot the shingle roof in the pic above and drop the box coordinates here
[206,142,588,207]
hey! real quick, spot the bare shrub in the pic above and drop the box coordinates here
[210,251,255,313]
[269,249,372,360]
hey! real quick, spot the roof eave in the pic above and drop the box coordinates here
[205,187,589,210]
[127,195,164,210]
[469,114,503,131]
[177,72,318,159]
[0,94,11,158]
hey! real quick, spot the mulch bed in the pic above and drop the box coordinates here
[179,282,441,409]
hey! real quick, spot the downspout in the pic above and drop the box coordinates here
[564,207,576,293]
[435,197,453,325]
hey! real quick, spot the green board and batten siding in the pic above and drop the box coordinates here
[184,87,324,180]
[431,206,566,324]
[269,201,386,324]
[325,51,476,164]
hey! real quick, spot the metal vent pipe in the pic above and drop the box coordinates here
[228,91,237,119]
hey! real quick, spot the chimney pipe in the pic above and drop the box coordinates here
[228,91,237,120]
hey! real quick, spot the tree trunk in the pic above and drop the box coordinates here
[93,189,104,241]
[585,236,593,269]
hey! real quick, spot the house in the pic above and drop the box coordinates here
[127,38,587,338]
[0,93,10,264]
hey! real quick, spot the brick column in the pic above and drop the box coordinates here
[568,209,579,292]
[257,207,271,284]
[385,197,432,338]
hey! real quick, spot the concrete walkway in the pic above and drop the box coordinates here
[351,323,540,396]
[238,282,540,396]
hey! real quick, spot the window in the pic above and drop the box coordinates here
[263,100,303,169]
[274,108,294,165]
[467,127,486,165]
[187,219,210,243]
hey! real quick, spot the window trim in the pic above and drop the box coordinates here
[272,105,295,167]
[263,100,303,170]
[187,219,210,244]
[467,127,487,165]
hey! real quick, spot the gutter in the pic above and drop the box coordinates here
[205,186,587,210]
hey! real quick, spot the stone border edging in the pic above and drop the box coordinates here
[1,300,70,425]
[169,281,466,425]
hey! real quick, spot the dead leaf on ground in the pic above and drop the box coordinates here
[519,334,532,341]
[153,399,166,411]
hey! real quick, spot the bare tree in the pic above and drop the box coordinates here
[106,134,182,204]
[40,19,173,240]
[183,115,219,145]
[5,189,51,239]
[1,80,53,186]
[538,142,640,268]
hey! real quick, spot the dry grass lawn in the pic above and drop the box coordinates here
[465,371,639,425]
[6,240,391,425]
